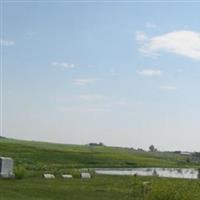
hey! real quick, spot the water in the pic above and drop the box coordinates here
[95,168,199,179]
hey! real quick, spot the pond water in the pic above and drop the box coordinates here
[95,168,199,179]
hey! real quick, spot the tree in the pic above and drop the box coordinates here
[149,145,157,152]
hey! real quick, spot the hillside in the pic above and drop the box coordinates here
[0,138,197,174]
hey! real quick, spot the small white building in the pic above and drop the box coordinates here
[0,157,14,178]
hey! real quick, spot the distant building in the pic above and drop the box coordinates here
[88,142,104,147]
[180,152,191,156]
[0,157,14,178]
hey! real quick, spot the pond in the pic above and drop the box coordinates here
[95,168,199,179]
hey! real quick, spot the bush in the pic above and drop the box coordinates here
[69,169,80,178]
[14,165,27,179]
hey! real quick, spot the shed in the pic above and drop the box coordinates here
[0,157,14,178]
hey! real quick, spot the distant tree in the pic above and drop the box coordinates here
[173,151,181,154]
[149,145,157,152]
[137,148,145,152]
[88,142,105,147]
[198,168,200,179]
[88,143,96,146]
[186,157,190,163]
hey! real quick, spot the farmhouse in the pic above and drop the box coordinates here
[0,157,14,178]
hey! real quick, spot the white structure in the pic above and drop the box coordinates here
[0,157,14,178]
[62,174,73,179]
[43,174,55,179]
[81,172,91,179]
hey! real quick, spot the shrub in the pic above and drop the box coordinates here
[69,169,81,178]
[14,165,27,179]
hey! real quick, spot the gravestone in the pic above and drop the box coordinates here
[0,157,14,178]
[62,174,73,179]
[43,174,55,179]
[81,172,91,179]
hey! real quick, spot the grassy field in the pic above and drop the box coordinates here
[0,137,197,172]
[1,175,200,200]
[0,137,200,200]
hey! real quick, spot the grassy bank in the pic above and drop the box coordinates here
[0,138,197,174]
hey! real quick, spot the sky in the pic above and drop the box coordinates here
[1,1,200,151]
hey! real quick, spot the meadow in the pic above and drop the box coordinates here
[0,137,200,200]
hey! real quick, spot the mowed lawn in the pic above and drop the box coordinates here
[1,175,200,200]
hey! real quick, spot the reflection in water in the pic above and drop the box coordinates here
[95,168,199,179]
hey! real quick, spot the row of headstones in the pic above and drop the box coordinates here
[43,172,91,179]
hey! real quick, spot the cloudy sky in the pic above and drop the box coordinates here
[1,1,200,151]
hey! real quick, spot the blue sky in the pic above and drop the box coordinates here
[1,1,200,151]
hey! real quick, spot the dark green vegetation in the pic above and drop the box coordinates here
[0,137,200,200]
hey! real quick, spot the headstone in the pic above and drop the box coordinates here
[62,174,73,179]
[43,174,55,179]
[81,172,91,179]
[0,157,14,178]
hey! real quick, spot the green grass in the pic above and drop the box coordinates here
[1,175,200,200]
[0,137,200,200]
[0,137,197,173]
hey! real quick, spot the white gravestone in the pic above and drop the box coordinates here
[62,174,73,179]
[0,157,14,178]
[43,174,55,179]
[81,172,91,179]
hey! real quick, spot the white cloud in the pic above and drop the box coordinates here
[113,99,143,107]
[73,78,99,86]
[110,68,118,76]
[135,31,148,42]
[113,100,128,106]
[160,85,177,91]
[79,95,106,101]
[58,97,142,113]
[139,30,200,60]
[51,61,75,68]
[137,69,162,76]
[146,22,157,29]
[59,106,109,113]
[0,39,15,46]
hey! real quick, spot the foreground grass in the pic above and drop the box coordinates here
[0,175,200,200]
